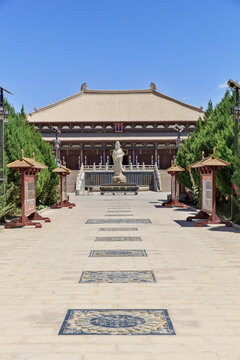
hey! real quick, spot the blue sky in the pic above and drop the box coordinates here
[1,0,240,113]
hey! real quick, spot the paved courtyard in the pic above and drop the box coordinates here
[0,192,240,360]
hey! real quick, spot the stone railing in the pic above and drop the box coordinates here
[75,163,85,195]
[153,163,162,192]
[76,162,162,194]
[82,162,156,172]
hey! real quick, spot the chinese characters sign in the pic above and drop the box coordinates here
[24,175,36,216]
[115,123,123,133]
[202,174,212,214]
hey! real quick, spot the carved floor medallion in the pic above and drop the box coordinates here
[86,219,151,224]
[59,309,175,335]
[99,227,138,231]
[95,236,141,241]
[79,271,156,283]
[89,250,147,257]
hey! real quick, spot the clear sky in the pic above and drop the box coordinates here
[1,0,240,113]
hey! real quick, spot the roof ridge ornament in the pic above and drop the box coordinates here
[212,147,216,159]
[150,82,156,91]
[81,83,87,92]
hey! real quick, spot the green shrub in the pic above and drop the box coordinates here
[0,181,15,220]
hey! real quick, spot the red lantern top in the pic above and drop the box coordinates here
[7,149,47,173]
[190,148,230,173]
[167,159,185,175]
[52,163,71,174]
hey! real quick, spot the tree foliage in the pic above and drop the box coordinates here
[0,182,15,220]
[177,90,237,198]
[232,147,240,223]
[3,103,59,209]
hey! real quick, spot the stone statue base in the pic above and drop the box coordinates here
[112,174,126,184]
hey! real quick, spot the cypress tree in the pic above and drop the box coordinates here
[4,102,59,210]
[177,89,237,199]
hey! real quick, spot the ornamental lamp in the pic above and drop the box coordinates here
[231,106,240,120]
[4,109,10,123]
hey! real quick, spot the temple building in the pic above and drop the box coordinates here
[28,83,204,170]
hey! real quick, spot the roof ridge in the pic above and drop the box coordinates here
[152,90,204,113]
[28,85,204,116]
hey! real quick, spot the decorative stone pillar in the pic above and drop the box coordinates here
[102,148,106,165]
[80,148,83,165]
[155,145,158,164]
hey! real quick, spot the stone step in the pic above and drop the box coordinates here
[159,170,171,192]
[66,170,79,193]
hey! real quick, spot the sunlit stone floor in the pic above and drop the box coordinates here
[0,192,240,359]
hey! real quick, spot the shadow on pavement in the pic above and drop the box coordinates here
[174,220,208,227]
[208,226,240,233]
[174,208,197,212]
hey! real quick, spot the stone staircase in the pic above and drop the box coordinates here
[158,170,171,192]
[73,167,171,194]
[67,170,79,193]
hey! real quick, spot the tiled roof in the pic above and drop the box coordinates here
[28,84,204,124]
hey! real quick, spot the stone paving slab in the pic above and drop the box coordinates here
[0,192,240,359]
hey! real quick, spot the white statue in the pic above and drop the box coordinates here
[112,141,126,184]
